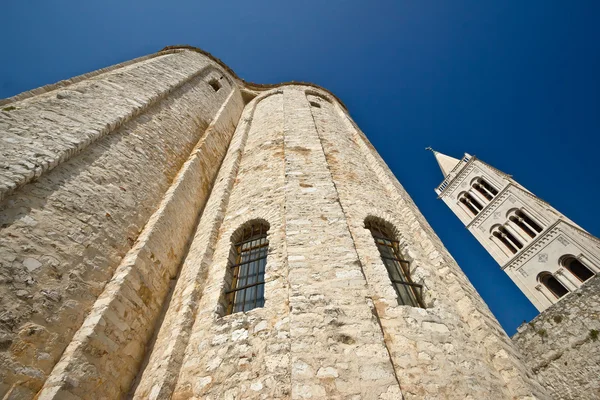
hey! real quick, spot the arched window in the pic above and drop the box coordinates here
[365,219,424,308]
[509,215,535,239]
[459,192,483,216]
[498,226,523,250]
[515,210,542,233]
[507,209,543,240]
[493,231,518,254]
[537,272,569,299]
[561,256,595,283]
[224,222,269,315]
[460,197,478,216]
[472,178,499,201]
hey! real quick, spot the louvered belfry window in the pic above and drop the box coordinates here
[366,220,424,308]
[225,223,269,315]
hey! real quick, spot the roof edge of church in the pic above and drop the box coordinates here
[1,44,348,111]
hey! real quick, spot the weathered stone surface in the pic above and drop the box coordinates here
[513,276,600,400]
[1,47,549,399]
[1,49,241,398]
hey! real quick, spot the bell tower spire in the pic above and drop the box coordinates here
[426,147,462,177]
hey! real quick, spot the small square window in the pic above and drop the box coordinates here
[208,79,221,92]
[309,101,321,108]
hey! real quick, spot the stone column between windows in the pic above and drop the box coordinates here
[503,224,525,248]
[457,199,476,218]
[580,255,600,273]
[555,268,579,291]
[490,234,513,258]
[518,216,539,236]
[468,188,489,207]
[282,88,401,399]
[506,219,531,243]
[480,183,496,199]
[535,284,556,306]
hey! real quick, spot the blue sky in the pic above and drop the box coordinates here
[2,1,599,335]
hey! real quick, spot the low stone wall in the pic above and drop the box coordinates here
[512,276,600,399]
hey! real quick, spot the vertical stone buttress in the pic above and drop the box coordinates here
[0,49,244,399]
[134,86,547,399]
[308,92,547,399]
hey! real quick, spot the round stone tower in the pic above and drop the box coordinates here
[0,47,547,399]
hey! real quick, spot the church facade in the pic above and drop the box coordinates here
[0,46,547,399]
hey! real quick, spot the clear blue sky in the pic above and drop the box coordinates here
[2,1,599,335]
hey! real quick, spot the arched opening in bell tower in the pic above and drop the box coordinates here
[560,255,595,283]
[537,272,569,299]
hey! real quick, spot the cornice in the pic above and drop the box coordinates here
[502,219,600,270]
[501,220,562,270]
[1,44,348,111]
[436,157,476,197]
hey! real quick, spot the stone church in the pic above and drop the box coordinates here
[0,45,587,399]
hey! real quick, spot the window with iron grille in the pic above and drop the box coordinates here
[225,223,269,315]
[365,220,424,308]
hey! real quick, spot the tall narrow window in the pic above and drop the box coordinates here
[516,210,542,233]
[499,226,523,249]
[538,272,569,299]
[561,256,595,282]
[459,192,483,216]
[225,223,269,315]
[365,220,424,308]
[460,197,478,216]
[479,178,498,196]
[472,178,498,201]
[473,183,493,201]
[468,193,484,211]
[493,231,517,254]
[509,215,536,238]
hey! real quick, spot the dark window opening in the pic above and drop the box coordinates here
[510,216,536,238]
[494,231,517,254]
[208,78,222,92]
[460,193,483,215]
[562,256,595,282]
[225,223,269,315]
[474,183,493,201]
[480,179,499,196]
[460,197,478,216]
[309,101,321,108]
[498,226,523,249]
[365,220,424,308]
[516,210,542,233]
[538,272,569,298]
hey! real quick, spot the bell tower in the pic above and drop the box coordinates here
[430,149,600,312]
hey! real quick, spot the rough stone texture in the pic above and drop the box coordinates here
[513,276,600,400]
[167,90,291,400]
[0,50,240,398]
[1,47,550,399]
[307,92,545,399]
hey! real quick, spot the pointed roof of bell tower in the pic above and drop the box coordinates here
[426,147,461,177]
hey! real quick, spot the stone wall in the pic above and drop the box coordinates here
[133,86,547,399]
[308,91,546,399]
[512,276,600,399]
[1,46,552,399]
[0,50,243,399]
